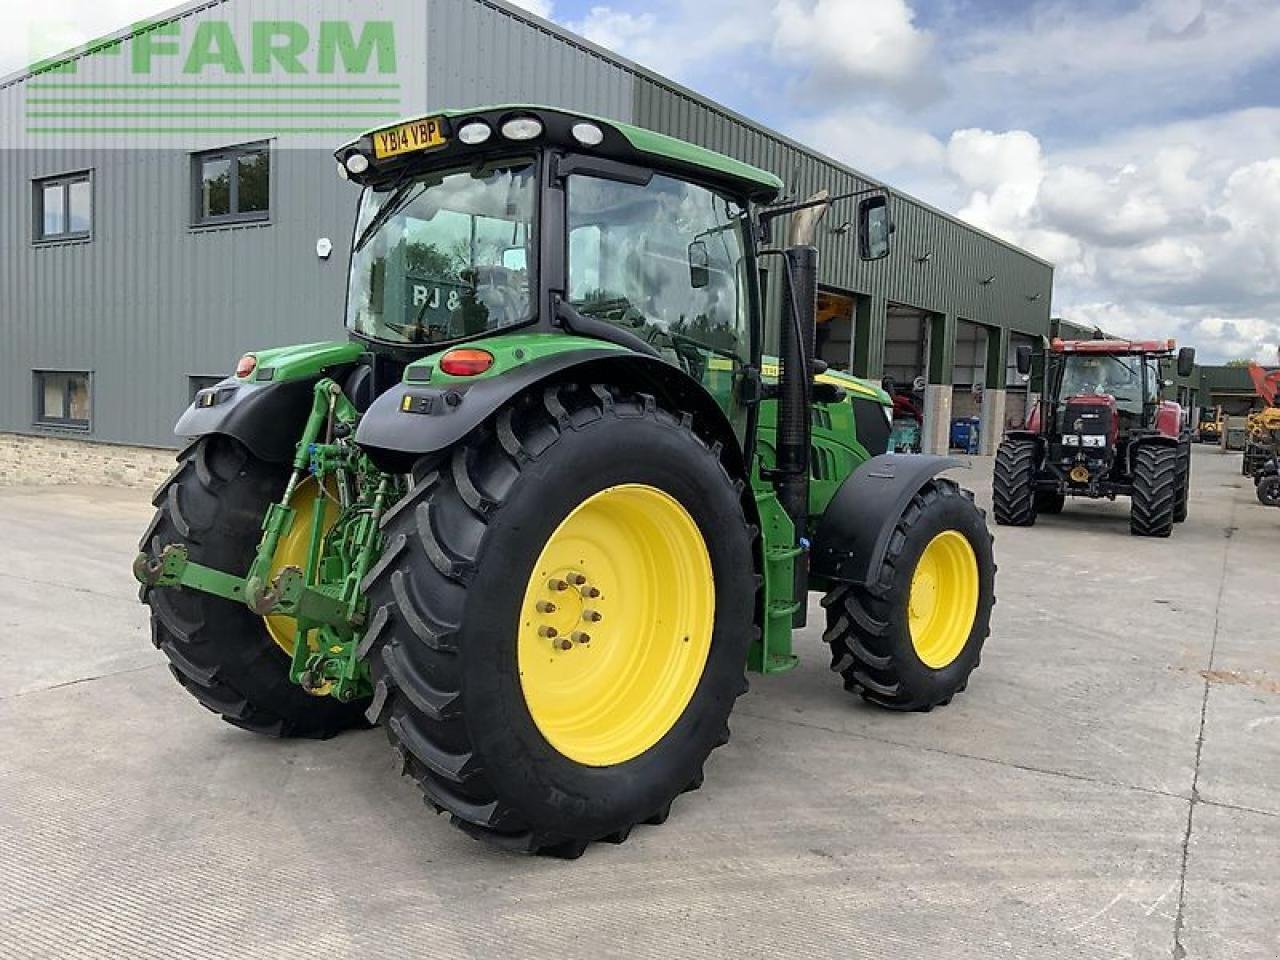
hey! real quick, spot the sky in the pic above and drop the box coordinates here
[3,0,1279,364]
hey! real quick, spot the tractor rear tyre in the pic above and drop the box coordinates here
[1173,444,1191,523]
[360,383,755,857]
[992,438,1038,526]
[1035,490,1065,514]
[139,436,371,737]
[822,478,994,711]
[1257,475,1280,507]
[1130,444,1179,537]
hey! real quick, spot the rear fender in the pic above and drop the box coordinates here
[810,453,965,586]
[175,377,328,463]
[173,340,364,463]
[354,348,749,482]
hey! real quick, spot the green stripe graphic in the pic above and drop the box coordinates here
[29,82,402,90]
[27,97,402,104]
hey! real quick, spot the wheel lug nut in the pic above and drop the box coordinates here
[548,579,569,592]
[583,586,602,599]
[582,610,602,622]
[538,625,558,639]
[556,637,574,651]
[572,631,591,645]
[536,600,557,614]
[567,571,587,585]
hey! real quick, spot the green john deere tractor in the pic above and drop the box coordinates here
[135,106,995,857]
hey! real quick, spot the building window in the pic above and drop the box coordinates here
[34,172,92,242]
[192,143,270,225]
[188,375,224,401]
[35,371,92,430]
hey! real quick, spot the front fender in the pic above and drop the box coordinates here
[810,453,965,587]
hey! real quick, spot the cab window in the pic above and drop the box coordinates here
[565,173,751,372]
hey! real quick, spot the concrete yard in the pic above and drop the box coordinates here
[2,444,1276,959]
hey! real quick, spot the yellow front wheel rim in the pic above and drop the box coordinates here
[908,530,980,669]
[517,484,715,767]
[264,480,338,680]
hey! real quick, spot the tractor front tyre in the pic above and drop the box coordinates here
[822,479,994,711]
[360,383,756,857]
[1257,475,1280,507]
[992,438,1038,526]
[138,436,371,737]
[1173,444,1191,523]
[1130,444,1179,537]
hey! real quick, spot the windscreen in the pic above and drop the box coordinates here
[346,161,536,346]
[1059,354,1152,414]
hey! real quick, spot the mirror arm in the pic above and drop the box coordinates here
[757,185,889,235]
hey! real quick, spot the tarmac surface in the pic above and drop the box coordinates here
[2,444,1277,959]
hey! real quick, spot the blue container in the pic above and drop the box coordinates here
[950,417,981,453]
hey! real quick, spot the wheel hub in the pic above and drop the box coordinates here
[517,484,714,767]
[907,530,980,670]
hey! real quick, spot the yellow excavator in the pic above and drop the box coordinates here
[1197,405,1223,443]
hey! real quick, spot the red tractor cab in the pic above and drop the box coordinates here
[994,337,1196,537]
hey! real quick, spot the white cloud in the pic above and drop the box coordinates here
[568,1,769,79]
[0,2,176,76]
[948,129,1044,237]
[952,0,1280,123]
[771,0,937,100]
[792,111,945,180]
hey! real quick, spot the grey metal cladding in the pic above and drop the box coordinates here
[425,0,634,120]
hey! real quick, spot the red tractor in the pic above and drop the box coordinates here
[994,338,1196,537]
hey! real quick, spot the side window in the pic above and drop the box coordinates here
[565,173,750,366]
[35,371,92,430]
[192,143,270,225]
[34,172,92,242]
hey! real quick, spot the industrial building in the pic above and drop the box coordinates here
[0,0,1053,458]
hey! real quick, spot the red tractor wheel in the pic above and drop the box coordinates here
[1130,444,1179,537]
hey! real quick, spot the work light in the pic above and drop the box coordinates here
[501,116,543,141]
[458,120,492,145]
[571,122,604,146]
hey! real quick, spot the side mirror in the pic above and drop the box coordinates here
[857,195,892,261]
[1177,346,1196,378]
[501,246,527,272]
[688,240,710,289]
[1015,344,1033,376]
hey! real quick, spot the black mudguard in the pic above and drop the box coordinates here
[173,377,322,464]
[810,453,965,586]
[353,349,745,476]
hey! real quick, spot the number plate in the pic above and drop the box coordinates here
[373,117,448,159]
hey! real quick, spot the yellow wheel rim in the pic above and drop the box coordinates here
[264,480,338,673]
[908,530,979,669]
[517,484,714,767]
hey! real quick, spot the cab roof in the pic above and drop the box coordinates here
[337,105,784,202]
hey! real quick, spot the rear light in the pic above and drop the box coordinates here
[439,348,494,377]
[236,354,257,378]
